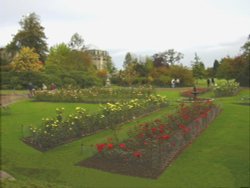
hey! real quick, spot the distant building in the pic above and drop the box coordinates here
[86,49,110,70]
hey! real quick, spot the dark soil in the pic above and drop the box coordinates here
[78,155,164,179]
[78,139,195,179]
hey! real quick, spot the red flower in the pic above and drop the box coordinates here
[161,134,170,140]
[159,124,165,129]
[179,124,190,134]
[107,143,114,149]
[151,127,157,133]
[133,151,142,158]
[119,143,126,149]
[179,124,186,129]
[96,143,106,153]
[201,113,207,118]
[182,114,190,121]
[138,133,145,138]
[159,125,165,133]
[195,118,201,123]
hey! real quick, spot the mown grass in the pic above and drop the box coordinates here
[1,88,249,188]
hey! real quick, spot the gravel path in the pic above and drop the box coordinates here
[0,170,16,181]
[1,94,28,106]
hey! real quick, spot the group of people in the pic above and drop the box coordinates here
[28,82,57,97]
[207,78,215,87]
[171,78,180,88]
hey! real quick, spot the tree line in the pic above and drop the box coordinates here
[0,12,249,89]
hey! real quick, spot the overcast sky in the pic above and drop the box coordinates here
[1,0,250,69]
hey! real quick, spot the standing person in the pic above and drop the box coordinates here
[207,78,211,87]
[211,78,215,86]
[171,78,176,88]
[42,83,47,90]
[176,78,180,87]
[50,83,57,91]
[28,82,35,97]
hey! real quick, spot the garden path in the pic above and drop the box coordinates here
[0,94,28,106]
[0,170,16,181]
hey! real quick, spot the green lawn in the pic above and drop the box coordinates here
[1,88,249,188]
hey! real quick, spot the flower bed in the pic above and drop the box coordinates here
[79,101,221,179]
[24,95,168,151]
[213,80,240,97]
[34,87,155,103]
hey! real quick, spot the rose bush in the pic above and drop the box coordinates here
[213,80,240,97]
[25,95,168,150]
[92,100,220,174]
[34,86,155,103]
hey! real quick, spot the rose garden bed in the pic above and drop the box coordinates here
[24,95,168,151]
[79,101,221,179]
[33,87,155,103]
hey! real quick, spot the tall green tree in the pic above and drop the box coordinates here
[152,49,184,67]
[164,49,184,65]
[106,57,117,74]
[0,48,12,66]
[6,12,48,62]
[123,52,134,68]
[216,57,237,80]
[239,35,250,86]
[45,43,71,72]
[213,59,220,76]
[45,43,94,73]
[120,63,138,86]
[241,34,250,61]
[191,53,205,81]
[215,36,249,86]
[68,33,85,50]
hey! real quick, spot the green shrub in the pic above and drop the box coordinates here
[213,80,240,97]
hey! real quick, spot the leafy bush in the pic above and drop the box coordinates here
[0,70,103,90]
[213,80,240,97]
